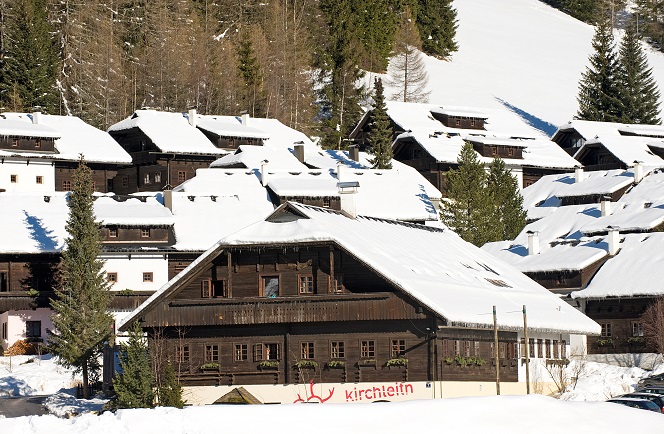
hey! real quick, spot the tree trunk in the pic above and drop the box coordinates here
[82,361,90,399]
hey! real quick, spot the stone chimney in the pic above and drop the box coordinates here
[349,145,359,162]
[261,160,269,186]
[633,161,644,184]
[600,196,612,217]
[574,166,584,183]
[607,226,620,255]
[336,161,346,183]
[188,108,197,128]
[163,189,173,212]
[293,144,305,163]
[241,113,250,127]
[527,231,540,255]
[338,181,359,219]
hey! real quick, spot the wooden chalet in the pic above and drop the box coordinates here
[118,202,599,402]
[195,114,270,151]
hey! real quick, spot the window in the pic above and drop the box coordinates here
[107,272,118,283]
[491,146,498,156]
[154,172,162,183]
[26,321,41,338]
[35,139,41,149]
[144,174,151,185]
[323,197,331,208]
[470,119,476,127]
[557,274,567,285]
[201,280,211,298]
[121,177,128,188]
[529,338,535,358]
[332,276,344,293]
[205,344,219,362]
[360,340,375,358]
[62,180,72,190]
[632,322,644,337]
[142,272,153,283]
[10,174,17,183]
[212,280,227,298]
[11,138,18,147]
[391,339,406,358]
[330,341,345,359]
[178,171,187,183]
[455,118,460,126]
[537,339,543,358]
[513,341,519,359]
[453,340,460,355]
[474,341,480,356]
[298,275,314,294]
[553,340,559,359]
[0,272,7,292]
[300,342,315,359]
[254,343,280,361]
[561,340,567,358]
[175,345,190,363]
[141,228,151,238]
[235,344,248,361]
[35,176,43,184]
[601,323,612,337]
[508,147,514,157]
[463,340,471,357]
[262,276,279,298]
[545,339,551,358]
[108,227,118,238]
[499,342,507,359]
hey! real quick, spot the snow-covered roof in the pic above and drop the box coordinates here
[431,107,489,119]
[93,196,174,226]
[210,145,309,171]
[108,110,227,156]
[196,115,271,139]
[120,202,600,335]
[573,233,664,299]
[1,113,132,164]
[555,119,664,141]
[574,135,664,168]
[0,117,60,139]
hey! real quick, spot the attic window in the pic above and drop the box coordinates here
[485,278,511,288]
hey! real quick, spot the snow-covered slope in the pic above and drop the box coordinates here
[380,0,664,135]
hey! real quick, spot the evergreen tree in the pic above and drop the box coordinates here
[157,363,184,408]
[415,0,458,59]
[355,0,398,73]
[112,321,154,409]
[440,142,493,247]
[576,17,623,122]
[368,78,393,169]
[561,0,599,23]
[487,157,527,241]
[48,157,114,399]
[0,0,58,113]
[388,7,430,103]
[236,30,265,117]
[617,20,661,124]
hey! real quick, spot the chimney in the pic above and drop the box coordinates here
[261,160,269,186]
[241,113,250,127]
[607,226,620,255]
[32,108,42,125]
[349,145,359,162]
[574,166,584,183]
[188,108,197,128]
[338,181,359,219]
[527,231,540,255]
[163,189,173,212]
[633,161,644,184]
[336,161,345,183]
[293,144,305,163]
[600,196,612,217]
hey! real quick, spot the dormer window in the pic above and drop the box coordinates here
[35,139,41,149]
[108,227,118,238]
[141,228,151,238]
[11,138,18,148]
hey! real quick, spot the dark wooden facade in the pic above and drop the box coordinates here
[101,226,172,245]
[0,136,56,153]
[524,256,609,295]
[274,196,341,211]
[551,129,585,156]
[132,243,519,387]
[574,143,625,172]
[430,112,486,130]
[558,184,631,206]
[470,142,523,160]
[392,138,454,195]
[0,253,60,311]
[55,162,118,193]
[198,130,264,151]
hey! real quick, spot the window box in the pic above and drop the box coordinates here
[545,358,570,367]
[628,336,646,345]
[385,357,408,368]
[258,360,279,370]
[597,338,614,347]
[295,360,318,370]
[200,363,220,371]
[357,359,377,368]
[326,360,346,369]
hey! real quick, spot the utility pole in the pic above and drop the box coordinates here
[493,305,500,395]
[523,304,530,394]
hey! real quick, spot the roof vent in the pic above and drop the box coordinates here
[633,161,644,184]
[43,195,50,203]
[607,226,620,255]
[600,196,612,217]
[527,230,540,255]
[188,108,197,128]
[574,166,584,183]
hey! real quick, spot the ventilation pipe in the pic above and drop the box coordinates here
[527,231,540,255]
[349,145,359,162]
[336,161,346,183]
[293,144,305,163]
[633,161,644,184]
[163,189,173,212]
[574,166,584,183]
[607,226,620,256]
[600,196,612,217]
[188,108,197,128]
[261,160,269,186]
[241,113,250,127]
[338,181,359,219]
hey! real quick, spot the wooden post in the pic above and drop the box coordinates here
[493,305,500,395]
[523,305,530,394]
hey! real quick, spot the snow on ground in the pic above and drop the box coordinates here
[0,355,79,397]
[560,361,650,401]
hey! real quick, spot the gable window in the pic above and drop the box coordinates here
[235,344,248,361]
[205,344,219,362]
[62,180,72,190]
[298,275,314,294]
[391,339,406,358]
[10,174,17,183]
[332,275,344,293]
[107,272,118,283]
[300,342,315,359]
[142,272,153,283]
[141,228,151,238]
[108,227,118,238]
[600,323,612,337]
[632,322,644,337]
[26,321,41,338]
[323,197,331,208]
[262,276,279,298]
[175,345,190,363]
[177,171,187,183]
[360,340,375,358]
[330,341,345,359]
[154,172,162,183]
[254,343,280,361]
[35,139,41,149]
[36,176,43,184]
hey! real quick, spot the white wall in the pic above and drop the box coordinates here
[3,308,54,350]
[100,253,169,292]
[0,159,55,192]
[516,331,573,383]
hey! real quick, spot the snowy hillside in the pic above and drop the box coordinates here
[379,0,664,136]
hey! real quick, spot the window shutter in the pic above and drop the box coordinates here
[201,280,210,298]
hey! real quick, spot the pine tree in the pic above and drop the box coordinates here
[355,0,398,73]
[112,321,154,409]
[561,0,599,23]
[617,20,661,124]
[236,29,265,117]
[576,17,624,122]
[487,157,527,241]
[440,142,493,247]
[48,157,114,399]
[157,363,184,408]
[388,7,430,103]
[368,78,393,169]
[415,0,458,59]
[0,0,58,113]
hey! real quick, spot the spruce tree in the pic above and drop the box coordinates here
[415,0,458,59]
[236,31,265,117]
[112,321,154,409]
[617,20,661,124]
[48,157,114,399]
[157,363,184,408]
[388,7,430,103]
[487,157,527,241]
[440,142,493,247]
[368,78,393,169]
[0,0,59,113]
[576,17,624,122]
